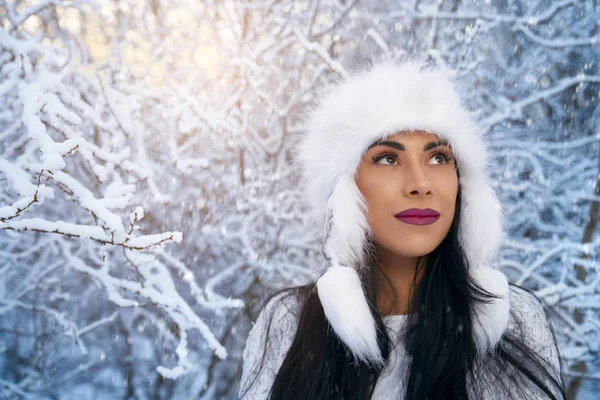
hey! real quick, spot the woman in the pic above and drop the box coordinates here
[238,58,566,399]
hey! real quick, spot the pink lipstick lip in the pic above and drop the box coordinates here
[394,208,440,226]
[395,215,440,226]
[395,208,440,218]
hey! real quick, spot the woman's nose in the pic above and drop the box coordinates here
[403,165,433,198]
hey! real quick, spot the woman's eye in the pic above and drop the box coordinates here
[430,153,450,165]
[375,155,397,165]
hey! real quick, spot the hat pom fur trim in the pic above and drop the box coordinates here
[316,265,385,367]
[470,266,511,354]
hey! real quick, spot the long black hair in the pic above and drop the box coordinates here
[240,181,567,399]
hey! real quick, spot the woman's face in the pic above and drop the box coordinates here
[356,130,458,260]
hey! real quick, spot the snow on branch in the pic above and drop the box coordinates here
[0,0,242,385]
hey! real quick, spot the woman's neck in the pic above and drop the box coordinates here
[376,248,426,316]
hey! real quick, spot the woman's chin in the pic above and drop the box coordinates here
[381,242,441,259]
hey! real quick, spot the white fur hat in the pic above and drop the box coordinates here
[294,58,510,367]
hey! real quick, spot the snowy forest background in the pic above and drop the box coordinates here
[0,0,599,398]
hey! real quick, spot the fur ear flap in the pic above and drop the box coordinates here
[470,266,511,354]
[316,265,385,367]
[322,173,371,269]
[318,173,383,366]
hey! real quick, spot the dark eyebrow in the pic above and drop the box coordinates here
[367,140,450,152]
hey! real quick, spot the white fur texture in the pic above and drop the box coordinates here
[322,173,371,269]
[470,266,511,354]
[316,265,384,367]
[296,58,510,365]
